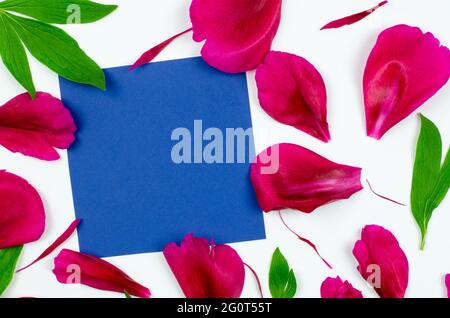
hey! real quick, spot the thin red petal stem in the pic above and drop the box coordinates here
[243,262,264,298]
[130,27,193,70]
[16,219,81,273]
[278,211,333,269]
[321,1,388,30]
[366,179,406,206]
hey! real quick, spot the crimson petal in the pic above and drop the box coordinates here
[256,51,330,142]
[53,249,150,298]
[353,225,409,298]
[446,274,450,298]
[164,234,245,298]
[0,92,76,160]
[364,25,450,139]
[190,0,282,73]
[0,170,45,249]
[321,276,363,298]
[250,143,363,213]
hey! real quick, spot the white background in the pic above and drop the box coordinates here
[2,0,450,298]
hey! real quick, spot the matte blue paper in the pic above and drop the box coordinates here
[60,57,266,258]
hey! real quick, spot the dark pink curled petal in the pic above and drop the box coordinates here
[17,219,81,273]
[0,170,45,249]
[364,25,450,139]
[256,51,330,142]
[53,249,150,298]
[163,234,245,298]
[353,225,409,298]
[250,143,363,213]
[446,274,450,298]
[130,28,193,70]
[190,0,282,73]
[321,1,388,30]
[321,277,363,298]
[0,92,76,160]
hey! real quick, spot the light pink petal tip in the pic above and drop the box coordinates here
[321,277,363,298]
[321,1,388,30]
[190,0,282,73]
[446,274,450,298]
[17,219,81,273]
[130,28,193,70]
[364,24,450,139]
[353,225,409,298]
[0,170,45,249]
[250,143,363,213]
[256,51,330,142]
[163,234,245,298]
[53,249,151,298]
[0,92,76,160]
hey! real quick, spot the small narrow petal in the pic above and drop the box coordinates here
[17,219,81,273]
[321,1,388,30]
[278,211,332,269]
[130,27,193,70]
[0,170,45,249]
[446,274,450,298]
[353,225,409,298]
[190,0,282,73]
[364,25,450,139]
[321,276,363,298]
[256,51,330,142]
[164,234,245,298]
[0,92,76,160]
[244,263,264,298]
[250,143,363,213]
[53,249,150,298]
[366,179,406,206]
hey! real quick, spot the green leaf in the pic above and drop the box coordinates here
[0,0,117,24]
[411,114,450,250]
[268,248,297,298]
[4,12,105,89]
[0,246,23,296]
[124,290,132,298]
[0,12,35,97]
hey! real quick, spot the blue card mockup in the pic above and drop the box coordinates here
[60,57,266,258]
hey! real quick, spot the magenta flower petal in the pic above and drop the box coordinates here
[250,143,363,213]
[17,219,81,273]
[163,234,245,298]
[446,274,450,298]
[53,249,150,298]
[321,1,388,30]
[364,25,450,139]
[190,0,282,73]
[353,225,409,298]
[0,92,76,160]
[0,170,45,249]
[256,51,330,142]
[321,276,363,298]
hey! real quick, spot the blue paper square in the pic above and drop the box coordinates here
[60,57,266,258]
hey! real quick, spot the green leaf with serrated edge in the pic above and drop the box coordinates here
[411,114,450,249]
[0,12,35,97]
[0,0,117,24]
[4,12,105,89]
[0,246,23,296]
[268,248,297,298]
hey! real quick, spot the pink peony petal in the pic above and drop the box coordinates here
[130,28,193,70]
[364,25,450,139]
[0,170,45,249]
[256,51,330,142]
[244,263,263,298]
[446,274,450,298]
[321,276,363,298]
[190,0,282,73]
[163,234,245,298]
[321,1,388,30]
[17,219,81,273]
[250,143,363,213]
[53,249,150,298]
[353,225,409,298]
[0,92,76,160]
